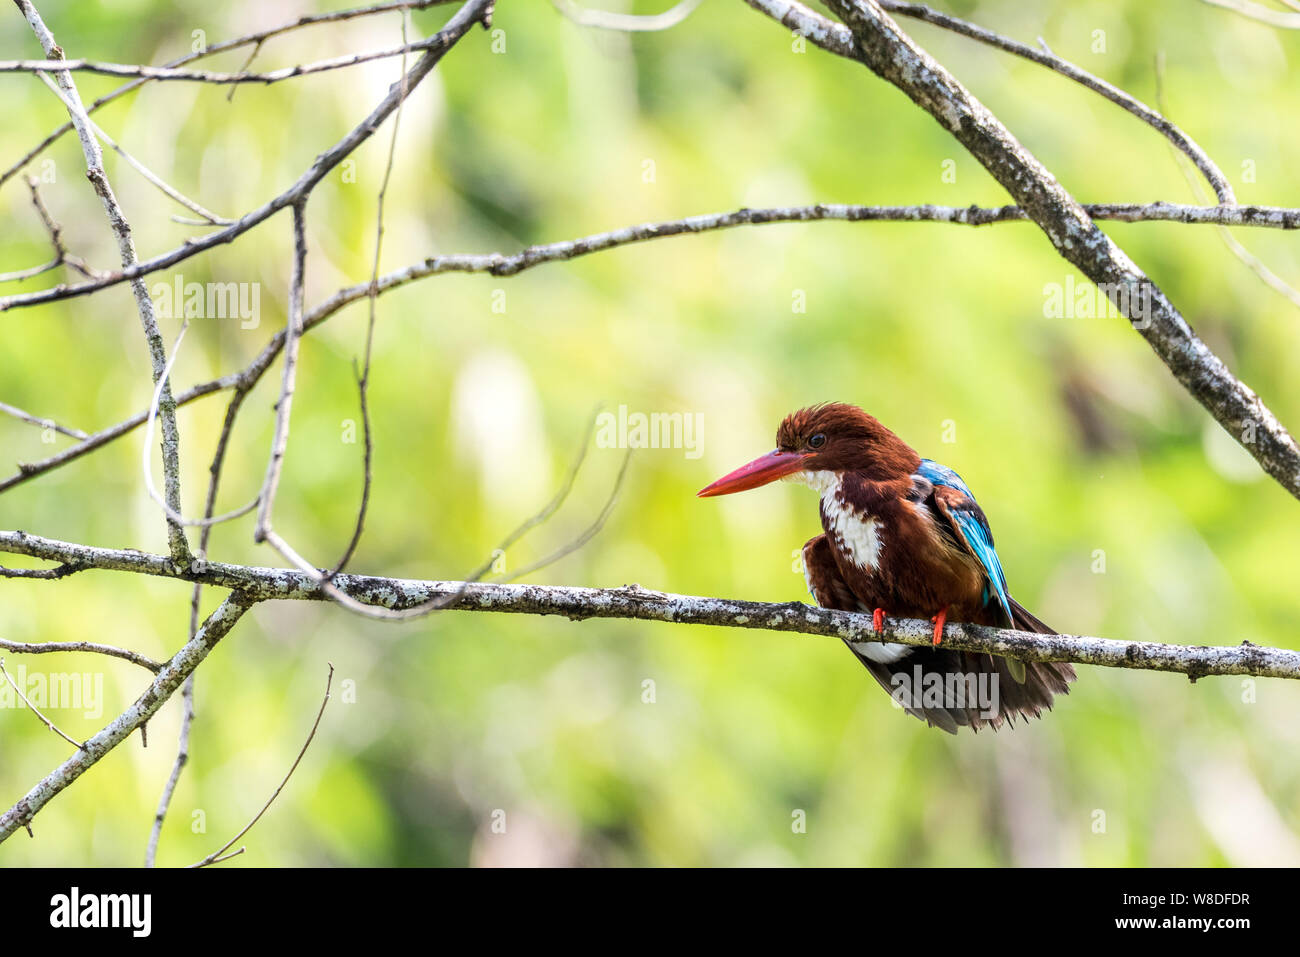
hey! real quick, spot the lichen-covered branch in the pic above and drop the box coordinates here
[744,0,1300,500]
[0,590,255,844]
[1,530,1295,681]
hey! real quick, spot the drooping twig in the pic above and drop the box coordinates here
[502,446,633,582]
[264,411,627,621]
[0,178,105,283]
[188,663,334,868]
[328,8,414,579]
[1199,0,1300,28]
[0,657,86,750]
[552,0,706,31]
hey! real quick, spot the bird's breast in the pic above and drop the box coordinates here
[815,474,885,572]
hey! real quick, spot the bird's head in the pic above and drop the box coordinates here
[697,402,920,497]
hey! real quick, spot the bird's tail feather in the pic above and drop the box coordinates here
[852,600,1076,734]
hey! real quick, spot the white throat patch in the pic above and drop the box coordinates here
[786,470,883,571]
[789,470,910,664]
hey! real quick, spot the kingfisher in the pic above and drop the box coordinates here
[698,402,1075,733]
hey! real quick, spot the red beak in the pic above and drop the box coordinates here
[697,450,812,497]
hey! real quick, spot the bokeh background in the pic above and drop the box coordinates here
[2,0,1299,866]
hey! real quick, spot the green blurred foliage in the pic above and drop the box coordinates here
[2,0,1299,866]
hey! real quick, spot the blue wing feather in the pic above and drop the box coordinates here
[917,459,1014,625]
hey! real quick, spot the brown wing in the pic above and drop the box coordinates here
[802,533,1076,734]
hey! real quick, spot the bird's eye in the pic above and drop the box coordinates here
[808,433,826,449]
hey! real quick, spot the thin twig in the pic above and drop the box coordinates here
[224,39,263,103]
[328,9,414,579]
[0,34,479,85]
[0,177,105,284]
[0,657,85,750]
[140,322,259,528]
[0,0,496,316]
[0,636,160,672]
[34,73,232,226]
[0,1,461,191]
[552,0,706,31]
[1199,0,1300,28]
[1153,52,1300,312]
[0,400,87,439]
[188,663,334,868]
[254,202,309,544]
[265,410,623,621]
[502,447,633,582]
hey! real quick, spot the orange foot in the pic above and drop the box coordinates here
[930,606,949,646]
[872,608,887,633]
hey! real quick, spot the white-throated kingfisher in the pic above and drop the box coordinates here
[699,403,1075,733]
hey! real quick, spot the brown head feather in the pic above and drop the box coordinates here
[776,402,920,479]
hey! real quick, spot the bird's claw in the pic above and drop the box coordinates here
[930,606,948,646]
[872,607,886,633]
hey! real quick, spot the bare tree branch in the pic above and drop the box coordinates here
[33,72,232,226]
[0,531,1295,682]
[875,0,1235,203]
[744,0,1300,500]
[4,198,1296,502]
[0,636,161,672]
[0,590,255,843]
[0,1,461,191]
[0,34,474,85]
[0,0,496,314]
[16,0,192,562]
